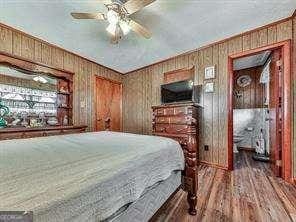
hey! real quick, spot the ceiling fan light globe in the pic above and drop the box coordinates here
[106,23,117,36]
[107,10,119,24]
[119,21,131,35]
[33,76,48,84]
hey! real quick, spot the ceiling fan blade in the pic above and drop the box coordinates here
[129,20,151,39]
[123,0,156,14]
[71,12,105,20]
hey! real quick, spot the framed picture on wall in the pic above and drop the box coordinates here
[204,66,215,79]
[204,82,214,93]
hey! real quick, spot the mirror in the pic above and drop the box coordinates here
[0,65,59,127]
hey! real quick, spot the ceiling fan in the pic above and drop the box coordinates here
[71,0,156,44]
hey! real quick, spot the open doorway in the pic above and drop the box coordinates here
[228,41,292,183]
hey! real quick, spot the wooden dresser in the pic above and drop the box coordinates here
[152,102,199,213]
[0,125,87,140]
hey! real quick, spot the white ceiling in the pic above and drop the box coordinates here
[0,0,295,73]
[233,50,271,70]
[0,66,57,85]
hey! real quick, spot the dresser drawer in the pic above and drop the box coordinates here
[174,107,187,115]
[23,131,45,138]
[0,132,24,140]
[155,115,195,125]
[154,124,189,134]
[44,130,62,136]
[154,116,170,124]
[153,106,189,117]
[154,107,176,116]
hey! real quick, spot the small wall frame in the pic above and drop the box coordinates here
[204,82,214,93]
[204,66,215,79]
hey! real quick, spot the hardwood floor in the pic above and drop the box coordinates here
[151,151,296,222]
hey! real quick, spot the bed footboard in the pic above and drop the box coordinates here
[181,133,198,215]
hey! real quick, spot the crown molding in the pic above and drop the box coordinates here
[292,9,296,17]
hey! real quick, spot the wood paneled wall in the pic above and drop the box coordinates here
[123,18,294,170]
[293,16,296,180]
[0,23,122,131]
[233,66,264,109]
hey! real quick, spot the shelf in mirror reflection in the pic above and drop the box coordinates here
[0,84,57,98]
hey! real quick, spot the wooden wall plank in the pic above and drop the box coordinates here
[0,26,12,54]
[151,63,163,106]
[258,29,268,47]
[34,40,42,63]
[198,50,205,161]
[267,25,277,44]
[202,47,214,163]
[12,31,21,56]
[212,44,219,164]
[41,43,52,65]
[277,20,293,41]
[91,63,98,130]
[267,27,278,46]
[250,31,259,49]
[72,56,80,125]
[218,42,228,166]
[21,35,34,60]
[51,47,64,70]
[242,34,251,51]
[293,17,296,178]
[63,52,74,72]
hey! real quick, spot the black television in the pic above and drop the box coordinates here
[161,80,201,104]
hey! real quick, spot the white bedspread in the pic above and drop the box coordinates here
[0,131,184,222]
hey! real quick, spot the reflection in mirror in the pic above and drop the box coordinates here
[0,65,58,127]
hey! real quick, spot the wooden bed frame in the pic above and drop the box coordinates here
[180,133,198,215]
[105,104,199,216]
[0,51,198,217]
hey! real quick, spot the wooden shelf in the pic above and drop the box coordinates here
[1,97,56,105]
[57,91,70,95]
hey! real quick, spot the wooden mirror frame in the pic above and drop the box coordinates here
[0,52,74,126]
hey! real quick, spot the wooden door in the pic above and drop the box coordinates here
[95,77,122,131]
[269,49,282,177]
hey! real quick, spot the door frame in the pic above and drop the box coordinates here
[94,76,123,131]
[227,40,292,182]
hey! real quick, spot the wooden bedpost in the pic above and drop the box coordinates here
[184,132,198,215]
[152,103,199,215]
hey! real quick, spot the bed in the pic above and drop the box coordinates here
[0,131,197,221]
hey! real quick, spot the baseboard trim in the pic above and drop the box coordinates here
[200,161,228,170]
